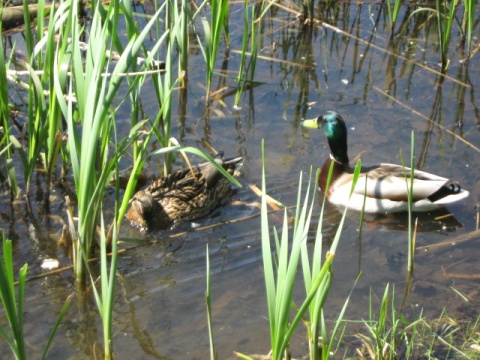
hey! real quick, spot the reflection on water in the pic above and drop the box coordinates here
[1,0,479,358]
[334,204,465,233]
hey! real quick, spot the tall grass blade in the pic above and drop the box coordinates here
[399,131,416,273]
[205,245,217,360]
[148,145,241,187]
[41,294,72,360]
[260,139,277,357]
[0,235,28,360]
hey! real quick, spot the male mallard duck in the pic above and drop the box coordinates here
[302,111,469,213]
[126,155,243,231]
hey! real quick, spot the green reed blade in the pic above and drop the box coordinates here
[463,0,477,50]
[205,245,217,360]
[0,236,27,360]
[41,294,72,360]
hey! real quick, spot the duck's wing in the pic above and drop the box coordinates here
[145,156,243,200]
[354,163,449,201]
[143,169,206,202]
[196,156,243,187]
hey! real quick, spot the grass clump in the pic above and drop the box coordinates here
[350,284,480,359]
[356,284,422,359]
[234,141,361,360]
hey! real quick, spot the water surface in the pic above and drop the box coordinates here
[1,1,479,358]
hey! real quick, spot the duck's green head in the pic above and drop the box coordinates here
[302,111,349,164]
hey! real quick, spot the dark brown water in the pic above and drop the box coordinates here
[1,1,479,359]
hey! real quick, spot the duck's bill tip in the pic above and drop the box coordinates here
[301,119,318,129]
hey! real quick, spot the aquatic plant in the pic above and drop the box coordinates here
[197,0,230,102]
[356,284,423,359]
[89,215,118,359]
[385,0,402,36]
[462,0,478,51]
[0,23,19,197]
[234,0,261,108]
[0,236,28,360]
[255,140,361,359]
[1,1,164,357]
[5,0,68,195]
[205,245,217,360]
[300,163,361,359]
[58,0,170,357]
[0,235,71,360]
[152,12,175,175]
[400,131,417,274]
[168,0,189,86]
[435,0,457,71]
[408,0,456,71]
[234,0,251,108]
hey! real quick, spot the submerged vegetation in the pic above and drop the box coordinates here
[0,0,479,358]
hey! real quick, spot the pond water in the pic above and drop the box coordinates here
[1,0,480,359]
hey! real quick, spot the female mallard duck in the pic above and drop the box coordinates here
[302,111,469,213]
[126,155,243,231]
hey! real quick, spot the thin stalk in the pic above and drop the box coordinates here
[41,294,72,360]
[205,245,217,360]
[399,131,416,273]
[408,131,416,273]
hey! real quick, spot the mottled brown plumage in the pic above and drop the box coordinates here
[126,156,243,231]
